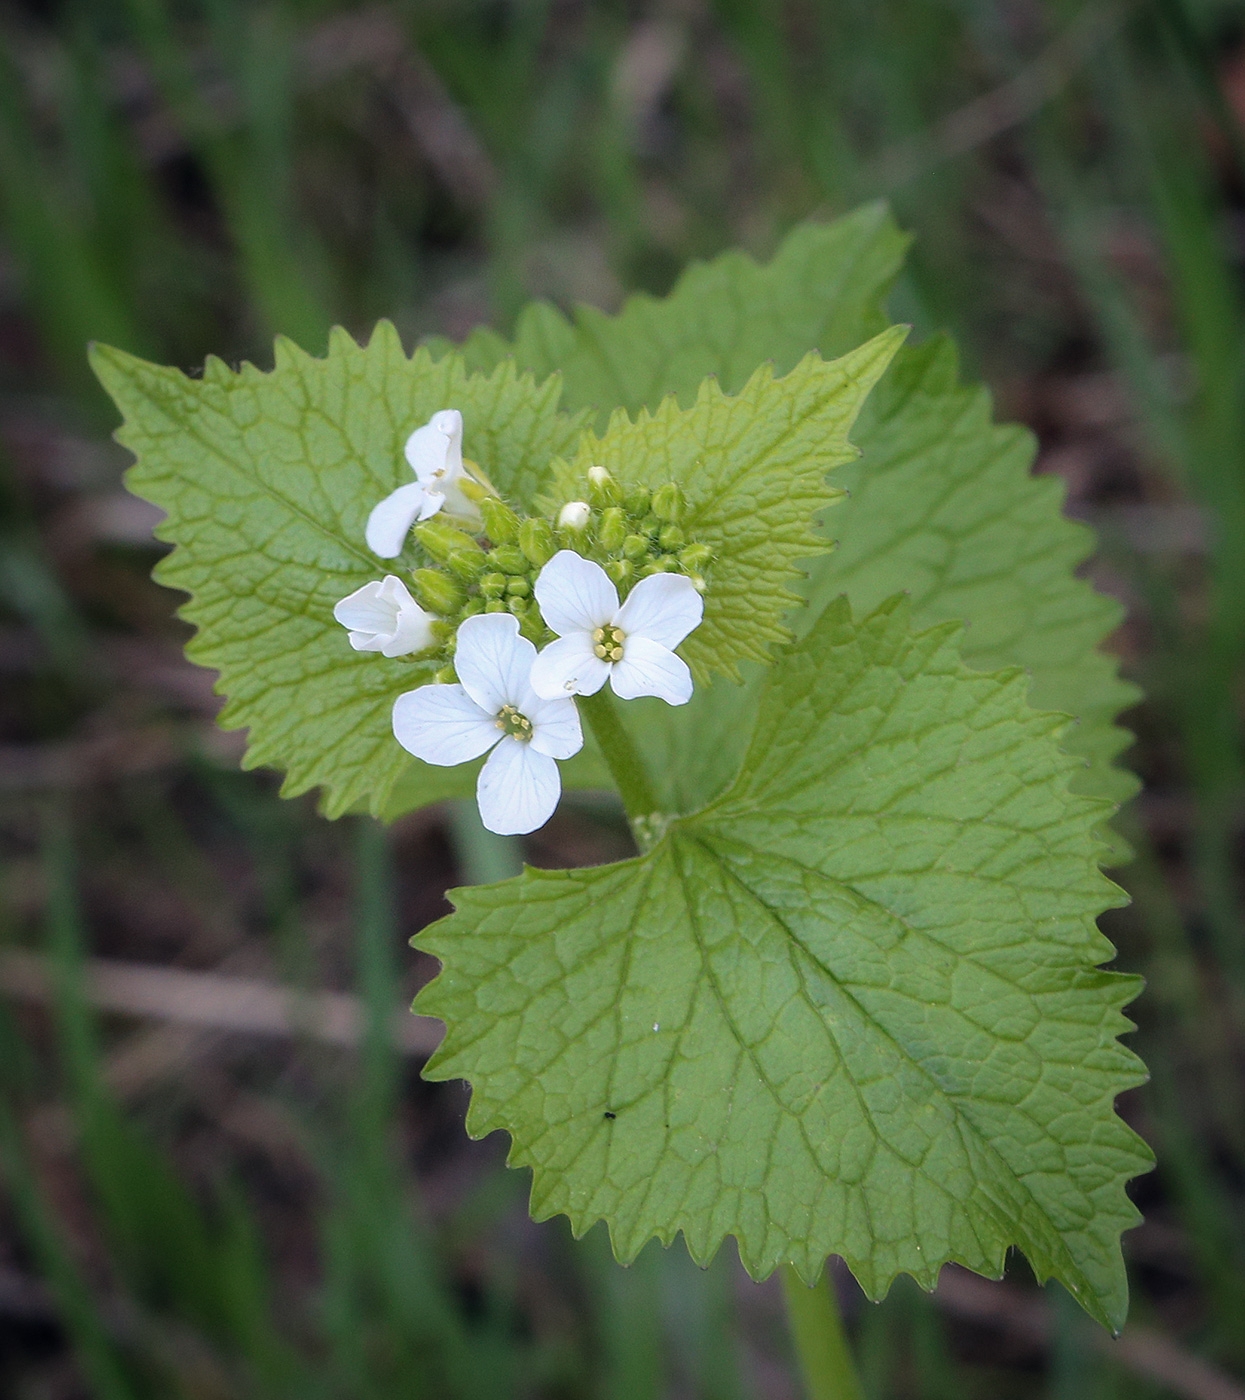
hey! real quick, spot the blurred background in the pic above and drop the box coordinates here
[1,0,1244,1396]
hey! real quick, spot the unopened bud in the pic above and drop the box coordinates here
[519,517,557,567]
[490,544,529,575]
[434,665,458,684]
[479,497,520,544]
[446,549,487,582]
[461,598,485,617]
[505,577,531,598]
[622,533,649,560]
[558,500,591,531]
[479,572,508,599]
[457,477,491,505]
[415,519,483,564]
[658,524,685,550]
[651,483,686,522]
[604,558,633,588]
[506,595,528,617]
[679,543,713,572]
[411,568,464,615]
[484,599,507,613]
[587,465,622,508]
[598,507,627,553]
[623,484,651,516]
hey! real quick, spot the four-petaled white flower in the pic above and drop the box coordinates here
[392,612,583,835]
[366,408,478,558]
[530,550,703,705]
[333,575,435,657]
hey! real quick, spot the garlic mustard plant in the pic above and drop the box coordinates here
[93,205,1152,1338]
[332,575,436,657]
[392,613,582,835]
[366,407,482,556]
[531,550,703,703]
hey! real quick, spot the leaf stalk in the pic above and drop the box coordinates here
[780,1264,864,1400]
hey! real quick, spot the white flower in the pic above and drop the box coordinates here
[530,550,703,705]
[392,612,583,835]
[333,575,435,657]
[557,500,591,530]
[365,408,479,557]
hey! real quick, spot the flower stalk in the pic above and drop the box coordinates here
[576,690,665,850]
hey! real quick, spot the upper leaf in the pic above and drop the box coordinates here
[555,329,905,682]
[417,598,1151,1329]
[91,325,586,818]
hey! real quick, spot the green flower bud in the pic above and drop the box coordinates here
[658,524,685,551]
[679,543,713,572]
[598,507,627,553]
[479,572,508,599]
[623,484,651,516]
[490,543,529,575]
[446,549,487,581]
[414,519,483,563]
[434,665,458,684]
[411,568,464,615]
[484,599,507,613]
[519,517,557,567]
[651,482,686,522]
[461,598,485,617]
[604,558,633,588]
[506,595,528,617]
[622,533,650,560]
[587,465,622,508]
[505,577,531,598]
[429,619,455,644]
[479,497,520,544]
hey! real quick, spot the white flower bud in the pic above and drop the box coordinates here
[558,500,591,531]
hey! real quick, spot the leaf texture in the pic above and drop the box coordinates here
[91,325,585,818]
[417,599,1151,1329]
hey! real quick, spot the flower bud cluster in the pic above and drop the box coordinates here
[562,467,713,594]
[401,468,712,682]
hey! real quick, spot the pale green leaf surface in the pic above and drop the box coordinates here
[417,598,1151,1328]
[91,325,585,818]
[554,329,905,682]
[464,208,1137,823]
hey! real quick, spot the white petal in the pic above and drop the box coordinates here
[610,634,694,705]
[381,604,435,657]
[392,685,499,766]
[453,612,537,714]
[613,571,704,650]
[416,489,446,521]
[404,410,463,486]
[477,739,561,835]
[347,630,388,652]
[529,632,610,699]
[527,696,584,760]
[333,579,393,633]
[366,482,428,557]
[534,550,618,636]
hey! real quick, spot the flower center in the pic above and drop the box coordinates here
[496,704,533,741]
[592,624,625,663]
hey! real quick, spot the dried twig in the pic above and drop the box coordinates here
[0,950,442,1057]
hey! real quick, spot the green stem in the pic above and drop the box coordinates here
[577,690,664,850]
[780,1264,865,1400]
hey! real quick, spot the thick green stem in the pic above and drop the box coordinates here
[780,1265,864,1400]
[577,690,665,850]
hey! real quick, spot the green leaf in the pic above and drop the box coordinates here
[557,329,905,682]
[417,598,1151,1329]
[91,324,586,819]
[466,207,1137,824]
